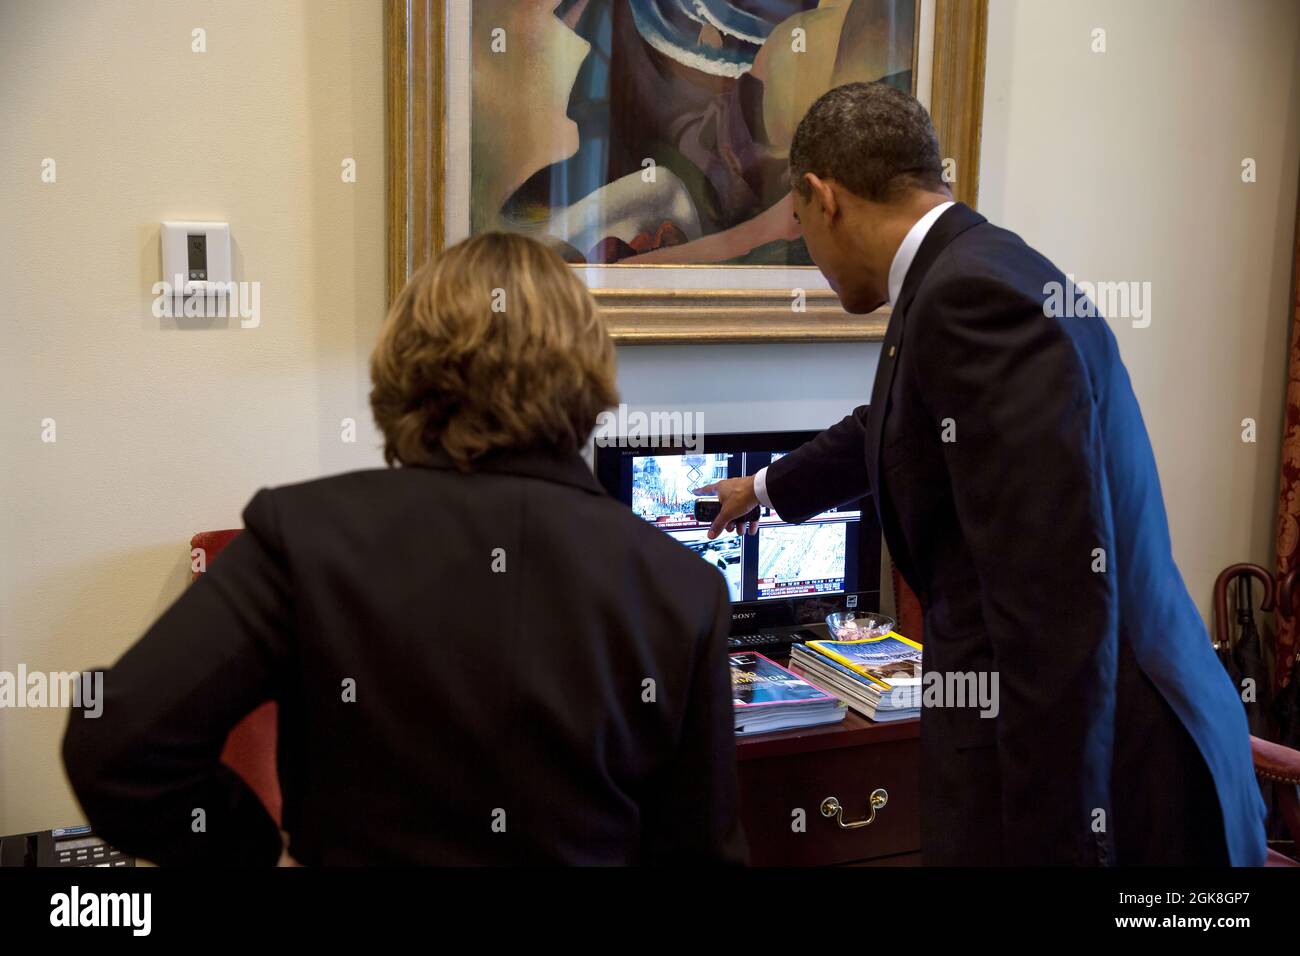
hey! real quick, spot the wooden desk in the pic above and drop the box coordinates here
[736,709,921,866]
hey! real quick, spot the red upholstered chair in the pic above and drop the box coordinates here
[890,565,1300,865]
[190,529,282,826]
[1253,736,1300,865]
[890,563,925,648]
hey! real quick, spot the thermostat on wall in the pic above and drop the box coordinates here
[161,221,231,296]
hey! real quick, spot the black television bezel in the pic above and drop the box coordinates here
[593,429,883,636]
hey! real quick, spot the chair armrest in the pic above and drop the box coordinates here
[1252,735,1300,785]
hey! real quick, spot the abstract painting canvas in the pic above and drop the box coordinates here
[470,0,916,267]
[388,0,987,341]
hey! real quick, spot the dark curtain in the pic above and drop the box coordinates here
[1274,200,1300,696]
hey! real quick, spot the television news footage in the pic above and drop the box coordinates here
[595,432,882,630]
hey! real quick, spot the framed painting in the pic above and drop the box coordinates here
[387,0,987,343]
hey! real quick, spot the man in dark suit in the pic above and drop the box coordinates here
[703,82,1266,865]
[64,232,747,866]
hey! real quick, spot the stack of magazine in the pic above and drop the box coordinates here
[730,652,846,736]
[788,631,923,722]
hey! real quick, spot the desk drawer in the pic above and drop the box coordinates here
[738,736,920,866]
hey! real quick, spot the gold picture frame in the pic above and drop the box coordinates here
[386,0,987,344]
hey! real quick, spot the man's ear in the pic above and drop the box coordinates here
[805,173,838,221]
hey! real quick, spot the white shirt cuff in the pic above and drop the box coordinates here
[752,466,773,510]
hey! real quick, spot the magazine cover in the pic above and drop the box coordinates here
[729,652,836,708]
[804,632,923,691]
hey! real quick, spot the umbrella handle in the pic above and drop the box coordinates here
[1213,563,1275,651]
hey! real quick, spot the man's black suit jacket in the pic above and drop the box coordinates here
[766,203,1266,866]
[63,448,747,865]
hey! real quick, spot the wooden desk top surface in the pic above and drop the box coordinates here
[736,710,919,761]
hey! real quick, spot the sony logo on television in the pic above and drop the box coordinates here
[731,611,758,621]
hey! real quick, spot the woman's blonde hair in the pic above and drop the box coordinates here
[369,232,618,470]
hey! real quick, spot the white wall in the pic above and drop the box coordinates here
[0,0,387,833]
[1,0,1297,837]
[978,0,1300,621]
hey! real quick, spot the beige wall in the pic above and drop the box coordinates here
[0,0,387,833]
[978,0,1300,627]
[1,0,1298,837]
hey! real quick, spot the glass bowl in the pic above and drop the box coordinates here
[825,611,896,642]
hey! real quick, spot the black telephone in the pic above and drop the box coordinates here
[0,825,135,868]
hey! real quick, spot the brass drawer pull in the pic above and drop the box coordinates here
[820,789,889,830]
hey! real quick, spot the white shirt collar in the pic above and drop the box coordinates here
[887,200,955,306]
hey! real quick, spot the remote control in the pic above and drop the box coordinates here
[694,497,761,525]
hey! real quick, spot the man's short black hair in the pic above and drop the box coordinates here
[790,81,946,203]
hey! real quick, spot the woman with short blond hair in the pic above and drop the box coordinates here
[370,231,618,470]
[64,232,745,866]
